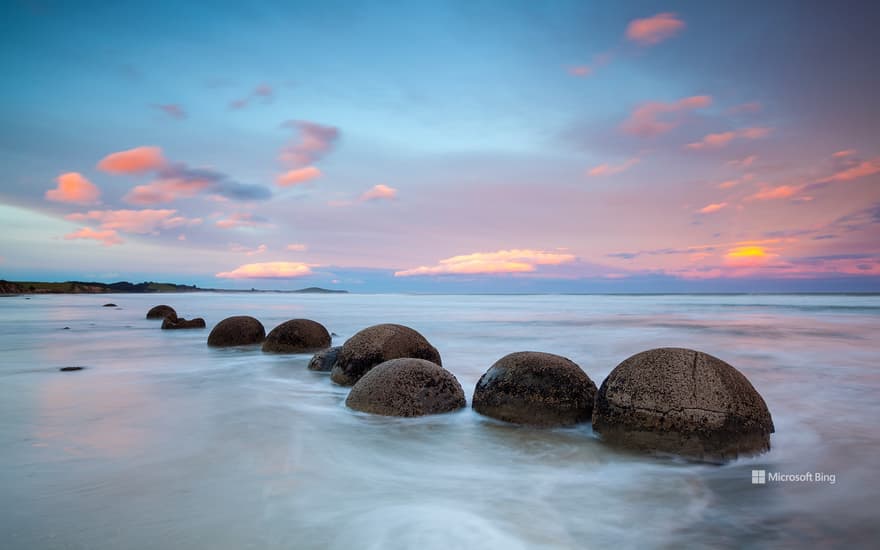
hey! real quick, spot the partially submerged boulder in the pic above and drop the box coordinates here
[207,316,265,347]
[308,346,341,371]
[162,317,206,330]
[330,323,442,386]
[591,347,774,462]
[346,358,465,417]
[262,319,331,353]
[146,305,177,320]
[472,351,597,427]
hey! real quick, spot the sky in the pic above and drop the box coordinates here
[1,0,879,292]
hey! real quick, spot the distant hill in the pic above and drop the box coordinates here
[292,287,348,294]
[0,280,203,294]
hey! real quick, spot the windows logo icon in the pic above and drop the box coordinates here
[752,469,766,485]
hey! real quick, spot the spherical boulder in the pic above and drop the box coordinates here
[346,358,466,417]
[207,316,265,347]
[308,346,341,371]
[592,347,774,462]
[146,304,177,320]
[472,351,597,427]
[330,324,442,386]
[162,317,207,330]
[262,319,331,353]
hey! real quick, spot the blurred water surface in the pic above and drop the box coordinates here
[1,293,878,549]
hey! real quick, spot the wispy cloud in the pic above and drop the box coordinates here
[67,208,201,234]
[625,13,685,46]
[286,243,307,252]
[746,185,802,201]
[621,95,711,137]
[229,83,274,110]
[277,166,321,187]
[64,227,123,246]
[359,184,397,201]
[215,212,269,229]
[588,157,639,177]
[686,127,772,150]
[216,261,315,279]
[395,249,576,277]
[153,104,186,120]
[45,172,100,204]
[123,163,271,204]
[697,202,728,214]
[815,157,880,183]
[279,121,340,166]
[726,155,758,168]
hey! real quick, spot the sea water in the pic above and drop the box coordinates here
[0,293,878,549]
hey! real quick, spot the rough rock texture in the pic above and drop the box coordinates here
[146,305,177,320]
[330,324,442,386]
[262,319,331,353]
[592,347,775,462]
[162,317,207,330]
[346,358,465,417]
[308,346,341,371]
[472,351,597,427]
[207,316,265,347]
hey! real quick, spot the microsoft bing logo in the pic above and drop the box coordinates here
[751,469,766,484]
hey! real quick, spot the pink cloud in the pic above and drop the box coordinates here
[279,121,340,166]
[216,261,315,279]
[394,249,576,277]
[45,172,101,204]
[359,184,398,201]
[154,104,186,120]
[588,158,639,177]
[230,243,267,256]
[66,209,200,234]
[686,127,772,150]
[816,158,880,183]
[277,166,321,187]
[124,177,213,205]
[567,65,592,77]
[832,149,856,158]
[98,146,167,174]
[286,243,307,252]
[215,212,266,229]
[726,155,758,168]
[746,185,801,201]
[697,202,728,214]
[621,95,711,137]
[64,227,123,246]
[625,13,685,46]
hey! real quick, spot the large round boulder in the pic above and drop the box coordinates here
[162,317,206,330]
[308,346,341,371]
[346,358,465,417]
[592,347,774,462]
[330,324,442,386]
[207,316,265,347]
[262,319,331,353]
[472,351,597,427]
[146,304,177,320]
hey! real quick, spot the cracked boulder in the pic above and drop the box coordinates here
[330,324,442,386]
[472,351,597,427]
[592,347,774,462]
[346,358,465,417]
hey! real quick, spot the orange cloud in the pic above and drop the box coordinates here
[277,166,321,187]
[625,13,685,45]
[360,184,398,201]
[286,243,307,252]
[588,158,640,177]
[394,249,576,277]
[98,146,166,174]
[216,261,314,279]
[45,172,100,204]
[64,227,123,246]
[621,95,711,137]
[66,209,200,234]
[686,127,772,150]
[698,202,727,214]
[215,212,266,229]
[816,158,880,183]
[724,245,777,267]
[746,185,801,201]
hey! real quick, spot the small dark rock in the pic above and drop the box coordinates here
[472,351,597,427]
[146,304,177,321]
[162,317,207,330]
[346,358,466,417]
[262,319,331,353]
[103,303,117,307]
[308,346,341,371]
[207,316,265,347]
[59,366,85,372]
[591,347,775,462]
[62,327,70,330]
[331,323,442,386]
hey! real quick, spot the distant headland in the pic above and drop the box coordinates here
[0,280,347,295]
